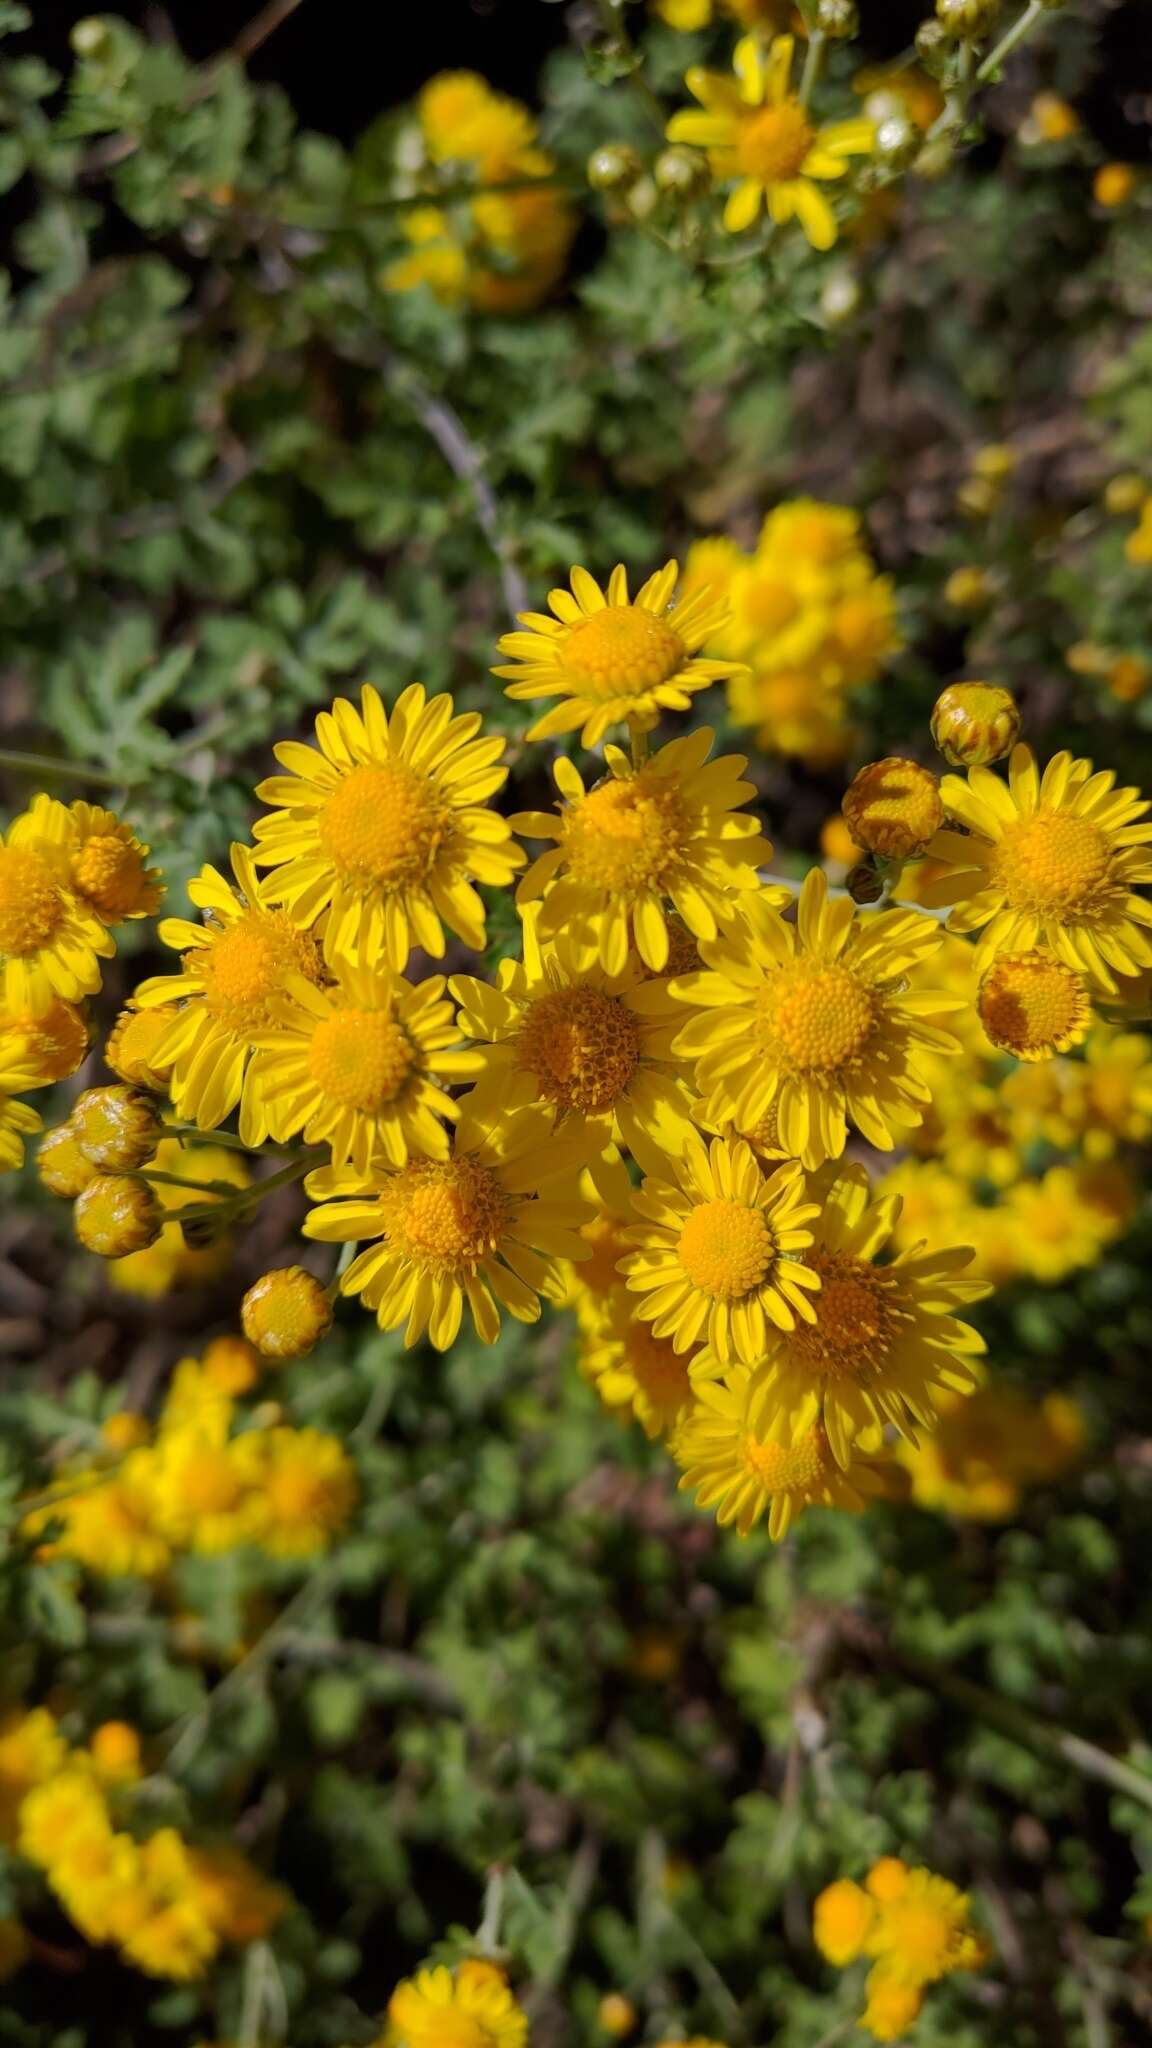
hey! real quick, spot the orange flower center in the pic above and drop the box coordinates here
[378,1156,511,1271]
[0,849,66,955]
[995,811,1112,919]
[71,834,147,919]
[562,606,685,701]
[677,1198,775,1300]
[758,962,875,1072]
[515,985,642,1113]
[317,762,450,888]
[977,950,1089,1058]
[198,911,320,1036]
[309,1006,417,1112]
[785,1251,904,1381]
[739,1424,828,1490]
[178,1449,245,1516]
[561,773,688,898]
[738,102,814,184]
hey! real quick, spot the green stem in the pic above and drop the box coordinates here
[798,29,827,109]
[0,748,134,790]
[160,1120,286,1159]
[475,1868,506,1954]
[925,0,1049,142]
[975,0,1048,83]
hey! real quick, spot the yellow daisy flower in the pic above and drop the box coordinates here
[146,1413,262,1556]
[419,71,535,178]
[0,993,90,1082]
[493,560,743,747]
[672,868,961,1168]
[667,34,875,247]
[922,743,1152,991]
[251,683,523,972]
[692,1163,988,1468]
[230,1427,358,1557]
[976,948,1093,1060]
[862,1864,987,1989]
[58,797,164,924]
[0,806,114,1014]
[303,1105,592,1350]
[249,960,482,1174]
[22,1455,171,1578]
[671,1367,883,1539]
[621,1130,821,1363]
[450,916,694,1175]
[579,1293,698,1439]
[387,1962,528,2048]
[511,729,772,975]
[0,1042,50,1171]
[133,844,324,1144]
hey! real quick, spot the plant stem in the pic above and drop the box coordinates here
[798,29,827,108]
[160,1121,286,1158]
[925,0,1049,143]
[476,1868,506,1953]
[0,749,133,790]
[976,0,1048,83]
[629,723,651,770]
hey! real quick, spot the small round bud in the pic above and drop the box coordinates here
[101,1411,151,1452]
[201,1334,262,1395]
[843,758,944,860]
[1108,654,1149,703]
[89,1722,142,1784]
[1104,473,1147,515]
[914,20,951,73]
[587,143,643,193]
[972,441,1016,482]
[597,1995,637,2039]
[75,1175,163,1257]
[38,1124,99,1199]
[653,146,710,197]
[936,0,1001,37]
[241,1267,333,1361]
[943,565,991,609]
[71,1087,162,1171]
[624,174,658,221]
[930,682,1021,766]
[815,0,858,35]
[875,114,917,168]
[819,267,862,325]
[845,861,886,906]
[1094,163,1136,209]
[105,1003,178,1090]
[1029,93,1079,144]
[70,15,113,55]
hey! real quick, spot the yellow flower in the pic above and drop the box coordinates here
[105,1000,179,1089]
[1066,1028,1152,1153]
[925,744,1152,990]
[695,1163,987,1467]
[304,1105,592,1349]
[18,1767,111,1869]
[863,1864,987,1989]
[133,843,324,1144]
[512,730,772,975]
[250,960,481,1173]
[451,918,694,1175]
[929,682,1021,768]
[187,1845,286,1944]
[727,665,855,766]
[89,1721,143,1785]
[252,684,523,973]
[0,1067,42,1172]
[0,1709,68,1841]
[0,993,91,1082]
[116,1829,220,1980]
[842,758,944,861]
[59,798,164,924]
[230,1426,358,1557]
[418,72,535,177]
[146,1415,262,1555]
[0,804,114,1013]
[814,1877,875,1965]
[387,1962,529,2048]
[1028,91,1080,142]
[621,1131,820,1363]
[672,1368,883,1539]
[1095,162,1136,208]
[667,35,875,247]
[241,1266,333,1360]
[108,1137,249,1297]
[899,1385,1086,1521]
[580,1294,698,1438]
[494,560,743,747]
[673,869,960,1167]
[860,1971,924,2042]
[976,949,1092,1060]
[1005,1163,1132,1283]
[1126,501,1152,565]
[23,1456,171,1578]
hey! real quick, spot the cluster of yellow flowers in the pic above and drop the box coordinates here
[814,1857,987,2041]
[383,72,576,312]
[897,1377,1085,1520]
[382,1960,528,2048]
[24,1338,357,1576]
[683,501,901,765]
[0,1709,283,1981]
[0,795,162,1170]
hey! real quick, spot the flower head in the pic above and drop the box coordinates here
[930,682,1020,768]
[494,560,743,747]
[673,868,961,1167]
[387,1962,529,2048]
[230,1426,357,1556]
[75,1175,163,1257]
[843,758,944,861]
[814,1877,875,1965]
[105,1001,179,1090]
[241,1267,333,1360]
[252,685,523,973]
[512,730,772,976]
[133,843,325,1145]
[863,1864,987,1989]
[0,806,114,1014]
[580,1294,698,1439]
[304,1106,592,1349]
[0,993,90,1083]
[922,744,1152,991]
[672,1367,882,1539]
[62,800,164,923]
[622,1131,820,1363]
[667,34,875,246]
[976,949,1092,1059]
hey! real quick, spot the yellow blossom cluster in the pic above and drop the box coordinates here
[683,500,901,765]
[897,1378,1086,1520]
[23,1339,357,1576]
[382,1959,528,2048]
[0,1708,283,1981]
[0,795,162,1171]
[383,72,575,312]
[814,1857,988,2040]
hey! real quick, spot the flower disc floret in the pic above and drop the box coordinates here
[0,849,65,955]
[977,949,1091,1059]
[515,985,642,1114]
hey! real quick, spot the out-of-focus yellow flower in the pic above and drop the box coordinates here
[1026,92,1080,142]
[598,1993,637,2038]
[899,1385,1086,1519]
[0,1710,68,1842]
[1125,500,1152,564]
[230,1427,358,1558]
[814,1876,875,1964]
[1095,162,1136,208]
[854,63,943,132]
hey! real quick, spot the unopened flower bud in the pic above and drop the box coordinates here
[930,681,1021,766]
[597,1995,637,2039]
[815,0,858,35]
[75,1175,163,1257]
[587,143,643,192]
[820,267,861,324]
[38,1124,99,1199]
[935,0,1001,37]
[1104,473,1147,515]
[70,15,113,55]
[105,1002,177,1090]
[241,1267,333,1361]
[914,20,952,73]
[843,758,944,860]
[943,565,991,609]
[875,114,917,168]
[653,146,710,197]
[845,861,886,905]
[89,1722,142,1784]
[71,1087,162,1171]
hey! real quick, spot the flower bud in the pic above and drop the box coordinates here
[71,1086,162,1171]
[815,0,858,35]
[241,1267,333,1361]
[845,860,886,905]
[597,1995,637,2039]
[1094,163,1136,208]
[935,0,1001,36]
[75,1175,163,1257]
[89,1722,142,1784]
[843,758,944,860]
[38,1124,99,1199]
[653,146,710,197]
[913,20,951,74]
[943,565,990,609]
[70,16,113,55]
[875,114,917,169]
[105,1003,178,1090]
[587,143,643,192]
[1104,473,1147,515]
[930,681,1021,766]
